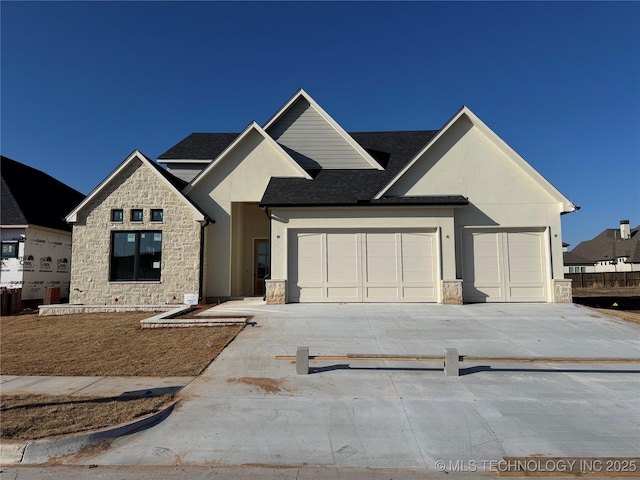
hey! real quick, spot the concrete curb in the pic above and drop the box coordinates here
[1,400,177,465]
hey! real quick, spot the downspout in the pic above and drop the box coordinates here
[198,218,211,303]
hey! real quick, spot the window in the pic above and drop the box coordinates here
[111,209,124,222]
[110,231,162,281]
[1,242,18,259]
[151,209,163,222]
[131,209,143,222]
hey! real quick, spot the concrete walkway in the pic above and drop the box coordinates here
[0,375,195,397]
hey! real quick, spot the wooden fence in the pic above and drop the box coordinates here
[566,272,640,289]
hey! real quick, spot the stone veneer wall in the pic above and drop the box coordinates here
[69,158,202,305]
[440,280,463,304]
[552,279,573,303]
[265,279,286,304]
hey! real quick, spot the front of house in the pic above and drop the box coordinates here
[66,90,577,306]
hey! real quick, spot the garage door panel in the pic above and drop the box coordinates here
[366,257,399,283]
[401,233,435,283]
[366,286,400,300]
[289,230,438,303]
[403,286,436,299]
[509,286,546,300]
[327,287,361,299]
[293,233,323,283]
[463,229,547,303]
[326,233,359,283]
[365,233,399,283]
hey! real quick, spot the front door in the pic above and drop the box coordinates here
[254,239,270,296]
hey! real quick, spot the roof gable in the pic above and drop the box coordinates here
[264,89,384,171]
[184,122,311,194]
[65,150,206,223]
[374,107,576,212]
[1,156,85,232]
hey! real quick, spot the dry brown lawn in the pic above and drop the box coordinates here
[1,393,173,440]
[1,312,243,376]
[573,286,640,297]
[593,308,640,325]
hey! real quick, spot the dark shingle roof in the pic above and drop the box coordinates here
[570,226,640,263]
[1,156,85,232]
[158,130,468,207]
[158,133,239,161]
[261,131,457,206]
[563,251,595,266]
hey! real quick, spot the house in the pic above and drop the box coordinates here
[565,220,640,273]
[563,251,596,273]
[66,89,577,306]
[1,156,85,304]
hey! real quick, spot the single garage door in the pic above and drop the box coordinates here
[288,230,438,302]
[462,229,548,302]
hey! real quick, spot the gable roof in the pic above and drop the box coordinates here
[263,89,384,171]
[260,131,470,206]
[373,106,577,213]
[184,122,311,193]
[65,150,207,223]
[570,224,640,263]
[1,155,85,232]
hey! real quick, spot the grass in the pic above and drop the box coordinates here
[0,393,173,440]
[0,312,244,376]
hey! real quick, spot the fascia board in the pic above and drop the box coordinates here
[374,106,577,212]
[263,89,384,171]
[66,150,205,223]
[262,88,306,131]
[158,159,213,164]
[184,122,311,195]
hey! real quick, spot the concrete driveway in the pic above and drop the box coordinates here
[79,302,639,471]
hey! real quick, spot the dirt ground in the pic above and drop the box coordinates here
[0,312,244,376]
[572,286,640,297]
[571,286,640,325]
[0,393,173,440]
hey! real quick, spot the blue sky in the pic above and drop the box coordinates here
[1,1,638,247]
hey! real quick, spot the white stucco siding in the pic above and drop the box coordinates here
[187,130,308,298]
[386,116,560,206]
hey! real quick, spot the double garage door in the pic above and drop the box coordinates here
[288,230,438,303]
[462,229,548,302]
